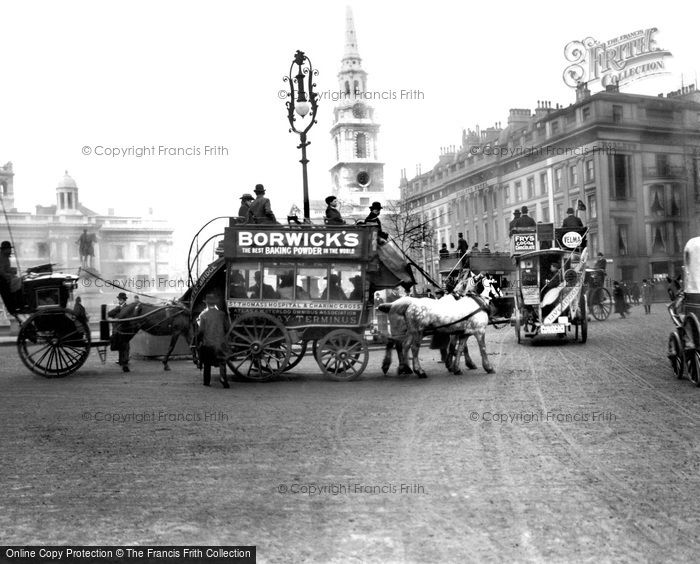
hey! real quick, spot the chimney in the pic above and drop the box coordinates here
[576,81,591,102]
[507,109,532,129]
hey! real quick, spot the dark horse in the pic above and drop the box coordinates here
[113,301,192,370]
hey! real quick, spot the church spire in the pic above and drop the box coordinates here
[344,6,360,60]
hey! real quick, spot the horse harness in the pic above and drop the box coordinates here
[428,292,491,331]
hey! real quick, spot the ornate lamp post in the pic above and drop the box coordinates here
[284,50,319,222]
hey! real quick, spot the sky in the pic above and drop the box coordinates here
[0,0,696,272]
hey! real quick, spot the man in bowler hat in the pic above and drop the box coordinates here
[247,184,277,224]
[562,207,584,228]
[517,206,536,227]
[364,201,388,240]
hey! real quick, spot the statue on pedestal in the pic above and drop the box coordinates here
[77,229,97,269]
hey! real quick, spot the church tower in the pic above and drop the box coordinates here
[329,6,384,218]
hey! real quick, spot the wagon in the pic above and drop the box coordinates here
[511,225,589,343]
[210,222,409,381]
[667,236,700,385]
[0,264,110,377]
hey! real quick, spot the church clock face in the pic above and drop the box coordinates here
[352,104,366,118]
[357,171,370,187]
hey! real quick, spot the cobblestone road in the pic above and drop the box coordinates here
[1,306,699,562]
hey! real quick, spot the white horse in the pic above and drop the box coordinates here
[378,272,494,378]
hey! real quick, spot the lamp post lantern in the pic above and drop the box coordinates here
[284,50,319,222]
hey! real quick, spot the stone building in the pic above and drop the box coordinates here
[0,167,174,319]
[399,83,700,296]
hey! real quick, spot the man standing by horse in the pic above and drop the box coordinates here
[196,293,230,388]
[108,292,131,372]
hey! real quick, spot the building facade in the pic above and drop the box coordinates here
[399,84,700,295]
[312,6,385,220]
[0,168,174,318]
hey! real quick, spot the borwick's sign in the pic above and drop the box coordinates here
[224,227,368,260]
[563,28,672,89]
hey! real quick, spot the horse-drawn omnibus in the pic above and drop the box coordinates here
[511,225,589,343]
[215,222,410,381]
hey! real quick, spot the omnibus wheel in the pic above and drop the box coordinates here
[685,349,700,386]
[282,339,308,372]
[590,287,612,321]
[667,332,684,379]
[579,297,588,343]
[226,312,291,381]
[316,329,368,381]
[17,308,91,378]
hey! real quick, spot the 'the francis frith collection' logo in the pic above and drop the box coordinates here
[563,28,672,89]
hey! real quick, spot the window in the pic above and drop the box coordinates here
[610,154,631,199]
[569,165,578,187]
[355,133,367,158]
[651,225,666,254]
[60,193,65,209]
[527,177,535,199]
[671,184,681,217]
[137,245,147,260]
[656,154,670,176]
[503,184,510,203]
[492,191,498,210]
[612,104,623,123]
[514,181,522,201]
[541,206,550,222]
[115,245,124,260]
[360,197,369,206]
[582,106,591,120]
[37,242,48,258]
[649,184,665,216]
[551,120,559,135]
[618,224,629,255]
[539,173,548,195]
[555,203,563,224]
[587,194,597,219]
[554,168,562,192]
[585,159,595,182]
[67,193,73,209]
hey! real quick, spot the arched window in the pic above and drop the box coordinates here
[353,80,360,95]
[355,133,367,158]
[344,81,350,95]
[0,181,6,195]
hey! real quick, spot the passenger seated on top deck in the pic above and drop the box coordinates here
[249,271,280,299]
[278,271,310,300]
[321,274,347,301]
[324,196,346,225]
